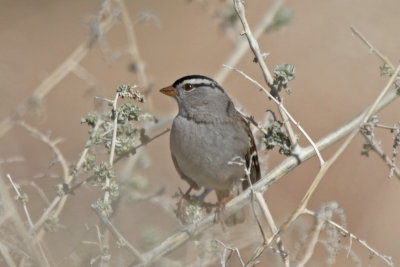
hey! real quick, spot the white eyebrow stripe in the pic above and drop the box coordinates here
[182,78,213,85]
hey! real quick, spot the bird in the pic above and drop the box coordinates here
[160,75,261,224]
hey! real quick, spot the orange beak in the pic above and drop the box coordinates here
[160,86,177,97]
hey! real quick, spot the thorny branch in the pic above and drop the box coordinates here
[225,64,324,164]
[361,131,400,179]
[93,206,144,262]
[17,121,70,183]
[233,0,301,153]
[273,64,400,254]
[232,0,324,165]
[32,119,104,236]
[304,209,394,266]
[214,0,285,85]
[133,84,399,266]
[6,174,50,267]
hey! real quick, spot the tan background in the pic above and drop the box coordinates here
[1,0,400,266]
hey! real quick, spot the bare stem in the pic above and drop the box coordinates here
[350,26,395,70]
[361,132,400,179]
[6,174,50,267]
[93,206,144,262]
[133,81,399,266]
[214,0,285,84]
[225,65,325,165]
[277,64,400,240]
[255,192,288,266]
[32,120,104,236]
[233,0,300,151]
[304,209,394,266]
[17,121,69,183]
[295,214,325,267]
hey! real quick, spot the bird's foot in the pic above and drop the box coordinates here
[174,187,214,225]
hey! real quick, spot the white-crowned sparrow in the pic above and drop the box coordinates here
[160,75,261,223]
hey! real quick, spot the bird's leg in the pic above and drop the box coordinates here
[214,193,242,226]
[197,188,212,200]
[183,182,196,197]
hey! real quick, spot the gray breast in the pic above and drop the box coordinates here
[170,115,249,190]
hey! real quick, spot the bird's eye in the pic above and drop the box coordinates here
[183,83,193,91]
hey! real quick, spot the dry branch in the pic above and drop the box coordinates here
[214,0,285,84]
[304,209,394,266]
[0,13,116,139]
[133,84,399,266]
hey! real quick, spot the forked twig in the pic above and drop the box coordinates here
[233,0,301,152]
[6,174,50,267]
[214,0,285,84]
[225,65,324,165]
[275,64,400,243]
[304,209,394,266]
[93,206,144,262]
[361,132,400,179]
[32,120,104,236]
[133,85,400,266]
[17,121,69,182]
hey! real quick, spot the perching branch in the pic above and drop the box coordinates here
[275,64,400,246]
[304,209,394,266]
[133,82,399,266]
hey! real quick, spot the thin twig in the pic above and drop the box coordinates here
[104,93,120,205]
[276,64,400,243]
[233,0,273,85]
[361,132,400,179]
[6,174,34,229]
[17,121,69,183]
[214,0,285,85]
[304,209,394,266]
[214,240,245,267]
[6,174,51,267]
[295,214,325,267]
[32,120,104,236]
[133,82,399,266]
[254,192,288,266]
[0,157,25,165]
[350,26,395,70]
[93,206,144,262]
[233,0,300,150]
[225,65,325,165]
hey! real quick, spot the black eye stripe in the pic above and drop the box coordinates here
[182,82,224,92]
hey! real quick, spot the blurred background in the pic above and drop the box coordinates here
[1,0,400,266]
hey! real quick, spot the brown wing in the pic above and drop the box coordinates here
[240,117,261,190]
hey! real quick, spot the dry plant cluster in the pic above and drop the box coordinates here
[0,0,399,266]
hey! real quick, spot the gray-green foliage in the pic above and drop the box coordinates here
[81,84,151,216]
[273,63,295,95]
[263,120,292,155]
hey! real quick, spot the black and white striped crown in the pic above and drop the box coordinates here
[172,75,223,91]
